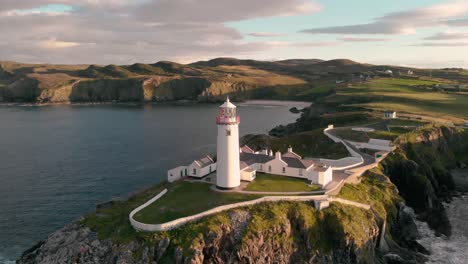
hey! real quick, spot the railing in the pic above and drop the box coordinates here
[216,116,240,124]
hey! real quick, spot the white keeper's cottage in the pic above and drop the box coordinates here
[167,98,333,187]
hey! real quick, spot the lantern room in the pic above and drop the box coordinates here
[216,98,240,125]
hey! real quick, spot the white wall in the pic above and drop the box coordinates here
[167,166,187,183]
[241,170,256,181]
[317,167,333,186]
[263,158,306,179]
[188,162,216,178]
[216,123,240,188]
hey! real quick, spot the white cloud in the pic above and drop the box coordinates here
[423,31,468,40]
[248,32,285,37]
[301,1,468,35]
[412,42,468,47]
[340,37,389,42]
[0,0,321,64]
[39,38,95,48]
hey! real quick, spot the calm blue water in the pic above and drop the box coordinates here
[0,103,304,263]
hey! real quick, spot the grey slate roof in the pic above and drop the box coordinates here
[240,152,274,166]
[240,152,315,169]
[195,156,214,168]
[240,145,255,154]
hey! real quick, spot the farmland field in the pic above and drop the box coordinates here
[333,78,468,119]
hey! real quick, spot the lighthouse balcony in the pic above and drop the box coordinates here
[216,116,240,124]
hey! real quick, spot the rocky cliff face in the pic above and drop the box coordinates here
[382,126,463,236]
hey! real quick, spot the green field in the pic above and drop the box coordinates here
[133,182,258,224]
[334,78,468,119]
[245,173,321,192]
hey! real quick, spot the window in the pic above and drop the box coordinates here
[299,169,303,176]
[268,166,271,172]
[193,168,196,175]
[259,164,263,171]
[282,167,286,173]
[226,129,231,136]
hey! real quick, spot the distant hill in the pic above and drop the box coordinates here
[0,58,466,104]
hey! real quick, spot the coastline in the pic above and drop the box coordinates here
[0,99,312,108]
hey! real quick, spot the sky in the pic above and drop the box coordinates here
[0,0,467,68]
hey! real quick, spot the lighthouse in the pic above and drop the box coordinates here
[216,97,241,189]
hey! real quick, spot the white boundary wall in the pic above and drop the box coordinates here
[130,191,329,232]
[129,189,168,230]
[323,127,364,169]
[129,187,371,232]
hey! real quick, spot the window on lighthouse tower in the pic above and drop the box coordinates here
[226,129,231,136]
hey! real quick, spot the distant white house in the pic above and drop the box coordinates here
[384,69,393,75]
[464,121,468,127]
[167,155,216,183]
[407,70,414,75]
[384,111,397,119]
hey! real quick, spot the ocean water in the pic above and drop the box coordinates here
[416,168,468,264]
[417,195,468,264]
[0,102,305,263]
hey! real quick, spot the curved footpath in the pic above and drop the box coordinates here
[129,126,385,232]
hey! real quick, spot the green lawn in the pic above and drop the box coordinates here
[387,118,426,127]
[245,173,321,192]
[334,129,369,142]
[133,182,259,224]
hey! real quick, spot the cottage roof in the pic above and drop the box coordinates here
[314,164,329,172]
[194,155,215,168]
[240,145,255,154]
[282,151,302,159]
[240,161,250,170]
[240,152,274,166]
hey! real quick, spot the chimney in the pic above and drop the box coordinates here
[287,146,293,153]
[275,151,282,160]
[269,149,273,156]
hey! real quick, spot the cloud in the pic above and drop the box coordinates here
[248,32,285,37]
[443,18,468,27]
[39,38,95,48]
[423,32,468,40]
[340,37,389,42]
[136,0,321,23]
[0,0,321,64]
[412,42,468,47]
[301,1,468,35]
[293,41,338,47]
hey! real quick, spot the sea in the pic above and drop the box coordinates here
[0,101,307,263]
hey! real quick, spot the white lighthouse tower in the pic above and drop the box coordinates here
[216,97,241,189]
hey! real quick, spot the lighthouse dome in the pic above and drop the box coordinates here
[220,97,236,108]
